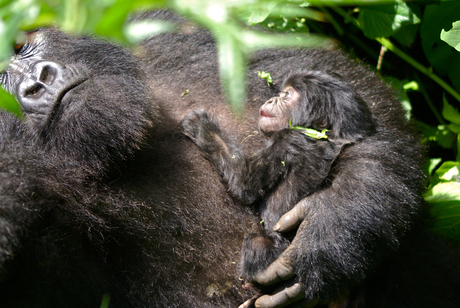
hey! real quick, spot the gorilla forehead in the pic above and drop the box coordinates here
[15,29,143,78]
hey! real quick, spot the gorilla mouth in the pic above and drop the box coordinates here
[260,110,274,117]
[46,77,89,128]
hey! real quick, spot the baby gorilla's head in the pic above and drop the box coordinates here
[259,70,375,141]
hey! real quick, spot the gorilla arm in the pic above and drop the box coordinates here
[182,110,288,205]
[253,136,424,307]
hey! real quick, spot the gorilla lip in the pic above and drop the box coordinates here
[46,77,89,127]
[260,110,273,117]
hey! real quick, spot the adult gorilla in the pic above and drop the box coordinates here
[0,10,459,308]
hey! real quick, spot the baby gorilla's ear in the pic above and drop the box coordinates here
[312,119,329,131]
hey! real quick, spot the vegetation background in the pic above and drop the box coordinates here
[1,0,460,243]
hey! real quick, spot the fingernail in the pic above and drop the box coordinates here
[273,223,280,232]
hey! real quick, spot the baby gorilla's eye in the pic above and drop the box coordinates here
[279,91,289,98]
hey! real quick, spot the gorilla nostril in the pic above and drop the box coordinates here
[39,65,57,84]
[24,83,44,97]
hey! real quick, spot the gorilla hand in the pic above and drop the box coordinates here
[252,204,318,308]
[181,110,220,149]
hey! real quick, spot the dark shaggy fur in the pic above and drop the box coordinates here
[181,70,376,283]
[0,10,459,308]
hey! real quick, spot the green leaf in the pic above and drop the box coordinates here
[442,95,460,125]
[257,71,273,86]
[457,134,460,162]
[434,161,460,177]
[358,0,420,39]
[429,161,460,189]
[428,158,442,175]
[215,30,247,114]
[289,119,329,139]
[95,0,163,41]
[0,0,40,62]
[441,20,460,52]
[435,125,455,149]
[424,182,460,203]
[429,200,460,242]
[0,88,22,117]
[421,1,460,92]
[447,123,460,134]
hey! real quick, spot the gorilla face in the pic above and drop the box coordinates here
[258,86,300,135]
[1,29,155,172]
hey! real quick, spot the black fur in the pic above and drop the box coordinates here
[181,70,376,282]
[0,10,459,308]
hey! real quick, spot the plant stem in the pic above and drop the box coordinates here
[331,6,460,104]
[377,37,460,103]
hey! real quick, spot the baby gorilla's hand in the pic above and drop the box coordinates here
[181,109,209,144]
[181,109,226,155]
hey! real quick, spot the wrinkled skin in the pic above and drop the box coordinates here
[259,86,300,135]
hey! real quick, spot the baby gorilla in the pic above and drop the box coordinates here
[182,70,375,286]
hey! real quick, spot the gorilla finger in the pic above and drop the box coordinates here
[254,283,307,308]
[254,256,295,286]
[273,200,307,233]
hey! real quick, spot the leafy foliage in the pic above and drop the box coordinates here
[1,0,460,240]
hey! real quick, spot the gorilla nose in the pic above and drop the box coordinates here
[16,61,67,115]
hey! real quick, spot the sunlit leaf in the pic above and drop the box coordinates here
[442,95,460,125]
[424,182,460,203]
[421,1,460,92]
[358,0,420,39]
[428,158,442,175]
[441,20,460,52]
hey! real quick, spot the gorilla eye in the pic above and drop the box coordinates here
[14,42,25,55]
[279,91,289,98]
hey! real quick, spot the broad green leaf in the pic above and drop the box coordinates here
[0,0,40,62]
[424,182,460,203]
[442,95,460,125]
[428,158,442,175]
[392,23,419,47]
[458,134,460,161]
[421,1,460,92]
[430,200,460,242]
[358,0,420,39]
[433,161,460,178]
[441,20,460,52]
[0,88,21,117]
[436,125,455,149]
[237,1,278,25]
[95,0,163,41]
[428,161,460,189]
[447,123,460,134]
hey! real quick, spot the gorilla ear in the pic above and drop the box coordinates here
[312,119,328,131]
[330,91,375,142]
